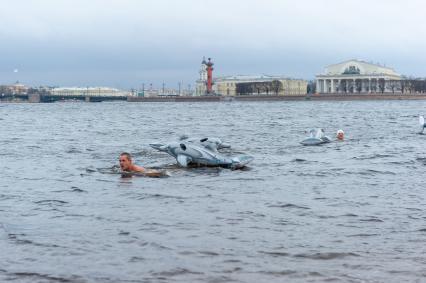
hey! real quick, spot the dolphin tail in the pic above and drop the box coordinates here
[230,155,254,169]
[177,155,192,167]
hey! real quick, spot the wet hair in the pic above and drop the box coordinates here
[120,152,132,161]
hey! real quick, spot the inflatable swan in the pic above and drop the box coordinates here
[300,129,331,146]
[419,116,425,134]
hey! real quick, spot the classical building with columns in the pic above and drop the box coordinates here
[316,60,402,94]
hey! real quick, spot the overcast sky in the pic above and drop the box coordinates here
[0,0,425,89]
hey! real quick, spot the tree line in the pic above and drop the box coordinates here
[235,80,283,95]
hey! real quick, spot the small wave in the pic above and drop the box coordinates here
[267,203,310,210]
[148,242,172,250]
[85,167,97,173]
[34,199,69,205]
[296,172,329,177]
[221,267,242,273]
[291,158,308,162]
[416,157,426,165]
[53,187,87,193]
[405,207,422,211]
[222,259,242,263]
[347,233,379,237]
[7,272,80,283]
[129,256,145,262]
[353,154,394,160]
[136,193,186,200]
[293,252,359,260]
[259,251,290,257]
[26,145,41,149]
[387,160,415,165]
[150,268,203,277]
[65,147,82,154]
[71,187,86,193]
[359,217,383,222]
[8,234,62,248]
[342,213,358,217]
[198,250,220,256]
[22,177,44,181]
[317,215,338,219]
[349,169,396,176]
[258,270,297,276]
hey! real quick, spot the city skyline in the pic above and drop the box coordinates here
[1,0,425,89]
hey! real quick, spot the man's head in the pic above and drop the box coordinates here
[336,129,344,140]
[119,152,133,171]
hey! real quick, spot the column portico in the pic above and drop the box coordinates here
[316,59,402,95]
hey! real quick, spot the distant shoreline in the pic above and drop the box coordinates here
[3,93,426,103]
[128,93,426,102]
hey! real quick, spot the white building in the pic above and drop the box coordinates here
[195,58,209,96]
[316,59,402,94]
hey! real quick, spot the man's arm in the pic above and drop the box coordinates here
[143,170,164,177]
[132,164,164,177]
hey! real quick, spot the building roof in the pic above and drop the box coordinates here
[321,59,400,76]
[214,74,301,82]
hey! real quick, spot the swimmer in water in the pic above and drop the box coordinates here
[119,152,163,177]
[336,129,344,141]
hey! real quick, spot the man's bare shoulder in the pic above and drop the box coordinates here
[131,165,146,172]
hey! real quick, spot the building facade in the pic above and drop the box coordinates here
[316,60,402,94]
[213,75,307,96]
[195,58,209,96]
[195,58,307,96]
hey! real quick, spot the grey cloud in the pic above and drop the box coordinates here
[0,0,425,87]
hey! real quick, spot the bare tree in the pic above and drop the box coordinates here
[378,79,385,93]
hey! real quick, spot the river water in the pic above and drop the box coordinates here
[1,100,425,283]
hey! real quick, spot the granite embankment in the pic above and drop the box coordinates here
[127,93,426,102]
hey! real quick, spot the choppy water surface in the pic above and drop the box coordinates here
[1,100,426,283]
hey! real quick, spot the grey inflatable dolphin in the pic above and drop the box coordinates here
[150,141,253,169]
[179,135,231,151]
[300,129,331,146]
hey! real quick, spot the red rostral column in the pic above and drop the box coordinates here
[206,58,214,94]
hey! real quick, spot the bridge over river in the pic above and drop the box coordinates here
[0,93,128,103]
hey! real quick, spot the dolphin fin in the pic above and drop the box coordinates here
[177,155,191,167]
[150,143,167,151]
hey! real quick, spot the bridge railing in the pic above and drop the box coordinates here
[50,88,131,97]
